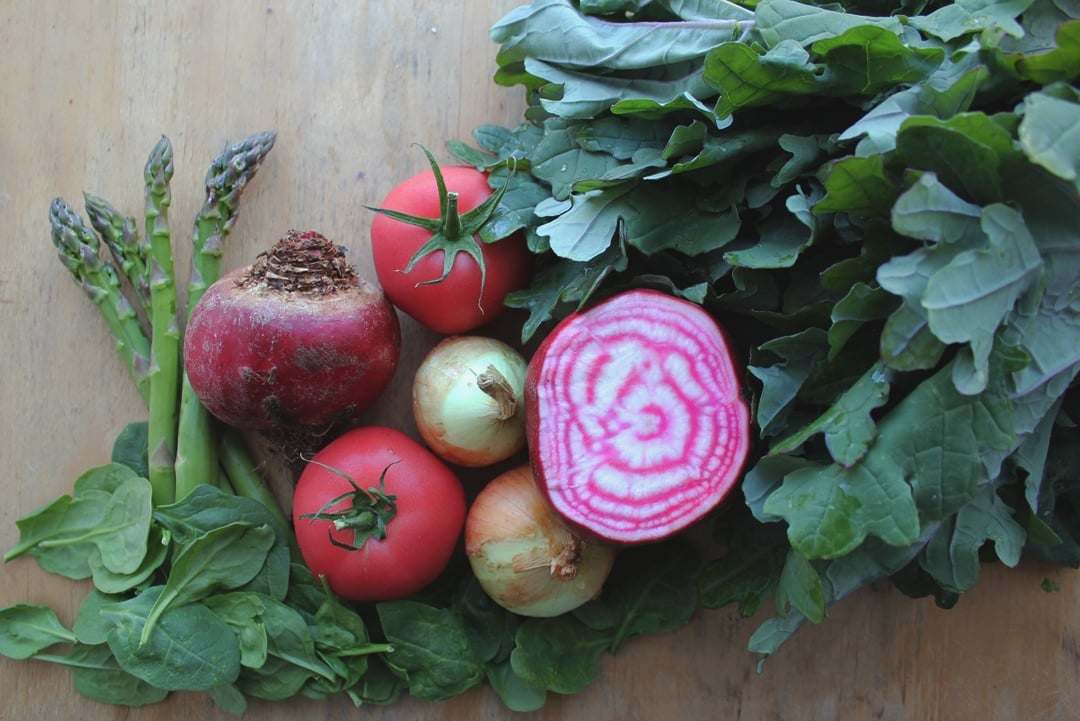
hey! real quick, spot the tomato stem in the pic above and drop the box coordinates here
[443,192,463,240]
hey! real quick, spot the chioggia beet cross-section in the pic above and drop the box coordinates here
[525,288,751,545]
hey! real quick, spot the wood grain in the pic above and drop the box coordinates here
[1,2,1077,719]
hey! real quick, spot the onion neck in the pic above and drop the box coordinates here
[477,364,518,421]
[549,537,582,581]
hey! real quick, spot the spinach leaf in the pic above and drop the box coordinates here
[110,421,149,478]
[237,655,313,701]
[0,603,77,659]
[153,483,287,545]
[0,603,172,706]
[699,514,788,616]
[572,540,700,651]
[139,521,276,642]
[74,589,121,645]
[376,600,485,701]
[510,614,611,695]
[452,576,520,665]
[259,597,336,684]
[5,465,153,579]
[345,655,404,706]
[88,524,169,595]
[66,643,170,707]
[208,682,248,714]
[214,592,337,702]
[5,494,91,577]
[203,592,270,668]
[100,586,241,692]
[304,586,391,697]
[486,659,547,712]
[154,485,292,600]
[72,460,144,496]
[90,476,154,575]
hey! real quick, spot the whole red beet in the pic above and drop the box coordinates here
[184,230,401,433]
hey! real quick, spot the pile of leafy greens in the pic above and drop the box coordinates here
[447,0,1080,667]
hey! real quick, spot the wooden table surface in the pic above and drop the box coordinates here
[2,2,1077,719]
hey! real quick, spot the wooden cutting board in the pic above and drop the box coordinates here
[1,2,1076,719]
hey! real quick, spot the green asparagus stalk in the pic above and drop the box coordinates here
[83,193,151,322]
[49,198,152,402]
[174,131,277,500]
[217,427,297,553]
[49,135,286,523]
[188,131,277,308]
[144,136,180,506]
[219,431,302,564]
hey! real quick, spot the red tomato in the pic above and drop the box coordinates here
[292,426,466,602]
[370,163,531,335]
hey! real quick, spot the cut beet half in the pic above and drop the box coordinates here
[525,289,751,545]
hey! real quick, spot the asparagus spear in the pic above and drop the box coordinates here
[218,427,292,531]
[83,193,151,323]
[144,136,180,506]
[187,131,277,310]
[49,198,152,402]
[51,134,283,518]
[174,131,277,500]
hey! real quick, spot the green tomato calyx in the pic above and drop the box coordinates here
[366,144,513,297]
[298,461,399,550]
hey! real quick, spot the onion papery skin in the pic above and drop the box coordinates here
[525,289,751,545]
[412,335,528,467]
[184,231,401,432]
[465,465,617,617]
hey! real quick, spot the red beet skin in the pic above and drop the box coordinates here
[525,289,751,545]
[184,232,401,432]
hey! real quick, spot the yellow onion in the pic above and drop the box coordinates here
[412,335,527,467]
[465,465,617,617]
